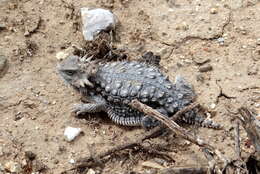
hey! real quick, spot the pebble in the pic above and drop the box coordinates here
[0,163,3,171]
[256,38,260,45]
[0,146,3,156]
[199,64,213,72]
[193,57,210,65]
[56,51,69,60]
[217,37,225,45]
[64,126,82,142]
[153,158,167,166]
[157,47,171,59]
[4,161,22,173]
[176,22,189,31]
[210,103,216,109]
[81,8,117,41]
[0,24,6,30]
[247,64,258,75]
[69,159,75,164]
[0,55,7,74]
[56,46,75,61]
[87,168,96,174]
[196,74,205,83]
[210,8,218,14]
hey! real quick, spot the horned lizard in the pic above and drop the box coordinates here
[57,55,221,129]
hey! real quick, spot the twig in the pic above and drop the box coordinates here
[202,148,221,174]
[160,166,209,174]
[235,121,241,159]
[237,107,260,154]
[69,102,199,171]
[130,99,229,173]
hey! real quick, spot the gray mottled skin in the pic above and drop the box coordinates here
[57,55,221,129]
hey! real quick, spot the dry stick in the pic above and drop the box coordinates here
[235,121,241,159]
[74,102,199,169]
[202,148,220,173]
[237,107,260,156]
[161,167,208,174]
[130,99,229,172]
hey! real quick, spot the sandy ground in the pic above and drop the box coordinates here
[0,0,259,173]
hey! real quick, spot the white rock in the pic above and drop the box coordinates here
[56,47,74,60]
[210,103,216,109]
[69,159,75,164]
[56,51,69,60]
[81,8,117,41]
[87,168,96,174]
[64,127,82,142]
[217,37,225,43]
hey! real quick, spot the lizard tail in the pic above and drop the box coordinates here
[180,110,222,129]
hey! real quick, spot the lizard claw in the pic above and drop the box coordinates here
[72,103,86,116]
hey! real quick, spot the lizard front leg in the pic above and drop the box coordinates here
[73,95,107,115]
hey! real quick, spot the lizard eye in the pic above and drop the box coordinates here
[65,70,75,76]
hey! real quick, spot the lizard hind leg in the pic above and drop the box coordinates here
[181,110,222,129]
[141,108,168,130]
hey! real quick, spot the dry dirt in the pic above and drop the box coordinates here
[0,0,260,173]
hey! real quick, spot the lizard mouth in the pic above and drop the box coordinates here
[76,78,94,88]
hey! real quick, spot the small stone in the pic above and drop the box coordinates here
[196,74,205,83]
[176,22,189,31]
[247,64,258,75]
[64,126,82,142]
[56,51,69,60]
[217,37,225,44]
[0,146,3,156]
[0,163,3,171]
[24,31,30,36]
[87,168,96,174]
[4,161,22,173]
[0,24,6,30]
[199,64,213,72]
[142,160,164,169]
[256,38,260,45]
[210,103,216,109]
[153,158,167,166]
[69,159,75,164]
[21,159,27,167]
[210,8,218,14]
[81,8,117,41]
[53,159,59,164]
[0,55,7,74]
[193,57,210,65]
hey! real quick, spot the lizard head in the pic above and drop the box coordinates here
[57,55,97,89]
